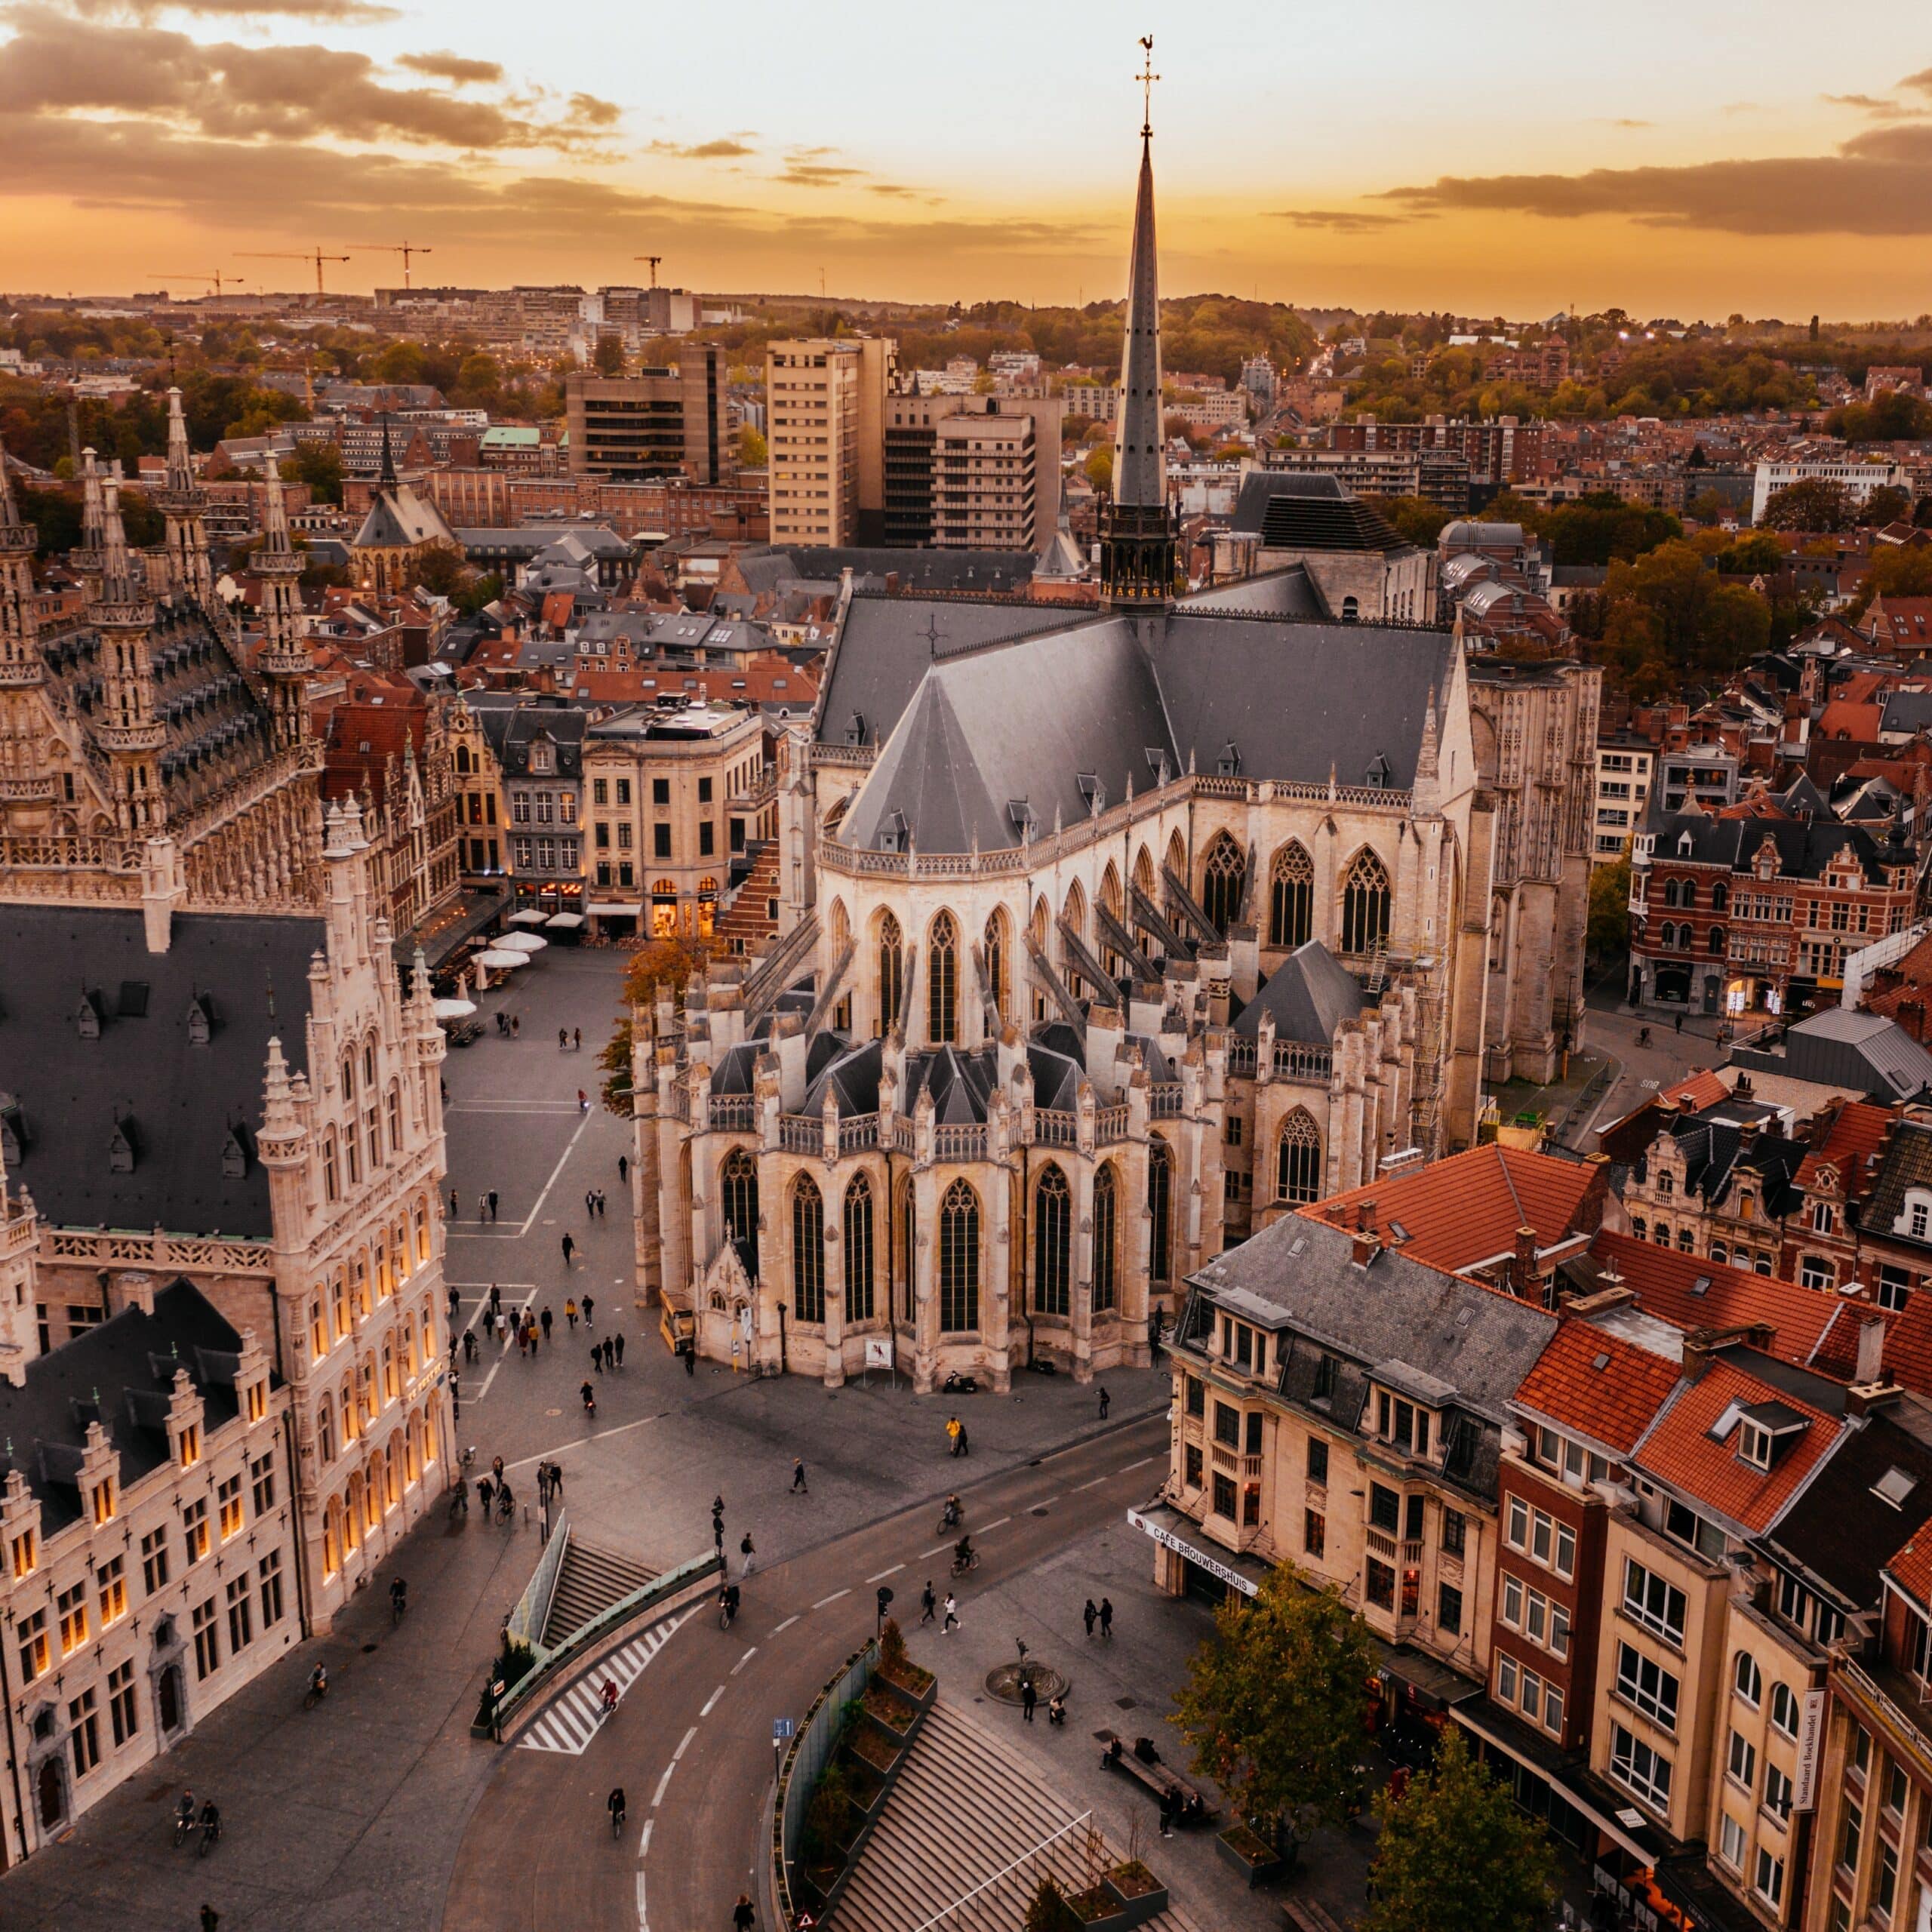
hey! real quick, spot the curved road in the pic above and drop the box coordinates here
[442,1412,1168,1932]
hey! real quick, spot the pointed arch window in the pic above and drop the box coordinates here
[894,1171,916,1327]
[939,1179,980,1333]
[1277,1109,1323,1204]
[1148,1137,1173,1286]
[1201,833,1246,937]
[1092,1164,1119,1313]
[843,1174,875,1323]
[983,909,1008,1021]
[721,1148,759,1278]
[1034,1164,1072,1317]
[791,1176,825,1323]
[1340,850,1391,955]
[1269,843,1314,949]
[928,910,958,1044]
[878,912,904,1036]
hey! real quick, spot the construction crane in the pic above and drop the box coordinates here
[354,242,432,290]
[238,248,352,297]
[144,269,246,298]
[633,255,663,288]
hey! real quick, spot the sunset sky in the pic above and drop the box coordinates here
[5,0,1932,319]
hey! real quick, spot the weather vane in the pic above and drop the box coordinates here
[1137,35,1158,139]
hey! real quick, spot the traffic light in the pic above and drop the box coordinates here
[875,1585,894,1631]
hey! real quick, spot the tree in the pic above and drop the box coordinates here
[592,334,625,377]
[1083,447,1113,497]
[1362,1730,1557,1932]
[1589,857,1631,958]
[1847,541,1932,618]
[1365,494,1451,547]
[1864,484,1912,527]
[409,546,467,598]
[1173,1563,1377,1846]
[601,934,721,1114]
[1595,540,1770,697]
[737,425,767,468]
[1759,477,1853,532]
[286,440,344,507]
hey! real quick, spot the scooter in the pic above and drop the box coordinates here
[941,1371,979,1395]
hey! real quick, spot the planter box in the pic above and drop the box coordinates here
[1103,1864,1171,1928]
[1215,1823,1287,1887]
[877,1658,937,1712]
[1066,1884,1131,1931]
[860,1681,920,1752]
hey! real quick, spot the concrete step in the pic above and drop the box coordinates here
[540,1537,657,1649]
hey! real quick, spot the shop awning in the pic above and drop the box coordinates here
[1456,1695,1669,1866]
[588,902,638,917]
[1125,1501,1262,1597]
[392,888,508,972]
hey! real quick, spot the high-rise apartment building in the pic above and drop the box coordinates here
[765,337,895,545]
[881,389,1065,549]
[565,347,734,485]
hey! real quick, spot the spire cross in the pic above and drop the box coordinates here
[920,613,945,660]
[1137,35,1158,140]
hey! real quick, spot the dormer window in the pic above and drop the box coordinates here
[1812,1202,1835,1235]
[221,1127,253,1180]
[108,1115,140,1174]
[185,995,214,1045]
[1737,1420,1774,1471]
[75,989,103,1039]
[1897,1189,1932,1241]
[1217,741,1241,778]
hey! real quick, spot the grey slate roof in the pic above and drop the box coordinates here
[0,1281,249,1533]
[1190,1214,1558,1426]
[1881,691,1932,737]
[1230,472,1412,554]
[1733,1009,1932,1103]
[0,906,321,1238]
[352,482,454,550]
[1857,1119,1932,1250]
[1182,567,1324,618]
[1232,943,1366,1044]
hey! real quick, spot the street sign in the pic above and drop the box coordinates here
[863,1338,892,1371]
[772,1716,795,1743]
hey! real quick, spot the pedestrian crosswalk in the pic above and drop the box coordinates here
[515,1608,694,1756]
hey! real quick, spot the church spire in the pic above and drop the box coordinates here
[156,386,213,606]
[1098,36,1179,608]
[378,410,397,488]
[94,475,168,834]
[0,433,45,692]
[256,454,311,754]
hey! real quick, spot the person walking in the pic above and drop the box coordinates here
[566,1297,578,1330]
[517,1321,528,1358]
[447,1283,460,1320]
[577,1088,589,1113]
[684,1341,697,1377]
[202,1906,221,1932]
[1083,1598,1098,1639]
[740,1531,756,1578]
[477,1473,494,1515]
[540,1305,554,1344]
[490,1284,503,1318]
[476,1190,488,1222]
[791,1457,808,1494]
[586,1188,596,1218]
[448,1187,458,1217]
[942,1592,959,1634]
[561,1233,575,1268]
[488,1189,499,1222]
[957,1423,970,1457]
[618,1153,629,1186]
[549,1463,565,1500]
[1099,1597,1113,1639]
[463,1327,478,1363]
[946,1416,961,1458]
[920,1581,937,1624]
[510,1014,520,1038]
[614,1332,625,1367]
[574,1027,582,1051]
[1020,1677,1037,1723]
[583,1294,595,1327]
[732,1896,755,1931]
[558,1028,569,1052]
[1675,1011,1684,1033]
[1098,1386,1111,1420]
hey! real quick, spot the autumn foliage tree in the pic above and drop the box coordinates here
[599,934,721,1115]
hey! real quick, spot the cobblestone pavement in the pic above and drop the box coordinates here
[0,946,1171,1932]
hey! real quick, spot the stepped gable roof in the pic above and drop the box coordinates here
[0,906,321,1239]
[1856,1117,1932,1241]
[1181,567,1324,618]
[1633,1358,1839,1534]
[0,1281,248,1532]
[1512,1319,1681,1457]
[1640,1115,1809,1213]
[1767,1405,1932,1609]
[1311,1144,1604,1276]
[1795,1100,1895,1195]
[1229,472,1414,554]
[1232,943,1364,1045]
[1192,1214,1558,1426]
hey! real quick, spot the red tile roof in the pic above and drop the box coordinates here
[1886,1524,1932,1611]
[1512,1319,1681,1455]
[1635,1360,1840,1532]
[1306,1145,1601,1274]
[1884,1293,1932,1399]
[1794,1101,1894,1195]
[1660,1069,1730,1111]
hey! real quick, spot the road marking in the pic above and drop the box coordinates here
[700,1684,724,1717]
[639,1818,654,1857]
[866,1564,904,1583]
[731,1646,758,1676]
[651,1763,675,1808]
[514,1611,692,1755]
[635,1869,648,1932]
[1119,1457,1157,1472]
[672,1725,697,1761]
[517,1107,597,1236]
[1073,1475,1109,1491]
[813,1588,851,1609]
[918,1544,949,1559]
[772,1615,799,1634]
[979,1515,1011,1533]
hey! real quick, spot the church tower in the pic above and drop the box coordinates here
[155,386,214,606]
[1098,40,1179,608]
[0,437,53,808]
[93,475,168,835]
[256,454,311,753]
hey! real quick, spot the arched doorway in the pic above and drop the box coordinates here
[36,1755,66,1833]
[157,1663,183,1735]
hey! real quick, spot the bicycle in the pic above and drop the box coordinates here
[198,1814,221,1858]
[172,1807,195,1850]
[949,1549,981,1577]
[608,1792,627,1839]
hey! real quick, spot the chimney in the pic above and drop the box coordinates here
[1733,1072,1754,1102]
[1357,1199,1380,1234]
[1351,1231,1382,1269]
[1856,1314,1888,1389]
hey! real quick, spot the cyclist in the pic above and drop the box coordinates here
[608,1786,627,1837]
[940,1494,962,1529]
[174,1788,197,1844]
[581,1380,597,1418]
[308,1663,329,1703]
[198,1798,221,1854]
[599,1679,619,1717]
[952,1534,974,1573]
[389,1577,408,1622]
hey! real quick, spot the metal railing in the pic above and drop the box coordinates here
[707,1094,757,1132]
[776,1641,878,1928]
[1149,1083,1185,1118]
[909,1810,1105,1932]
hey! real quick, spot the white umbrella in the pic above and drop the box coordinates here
[497,931,548,954]
[432,998,477,1020]
[475,949,527,969]
[508,909,550,927]
[545,912,586,929]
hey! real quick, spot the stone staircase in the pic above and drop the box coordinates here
[715,841,781,956]
[540,1537,657,1648]
[833,1700,1201,1932]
